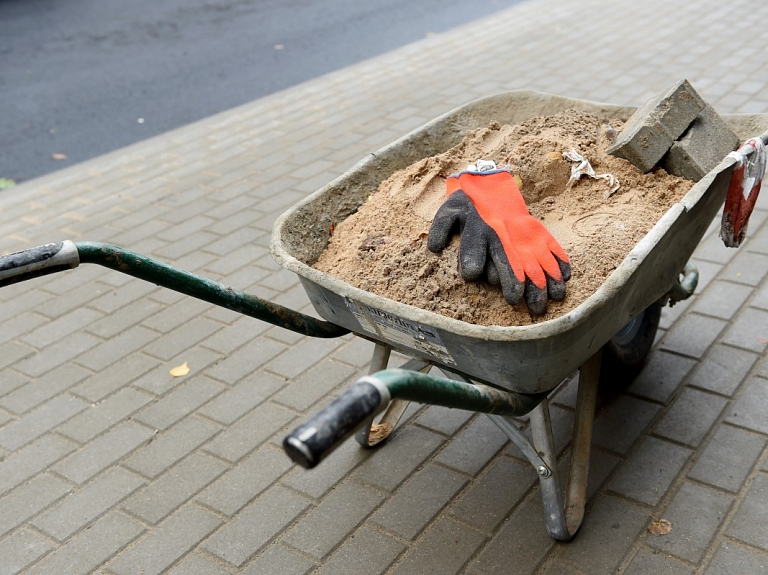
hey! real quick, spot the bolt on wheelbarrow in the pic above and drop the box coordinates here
[2,90,766,542]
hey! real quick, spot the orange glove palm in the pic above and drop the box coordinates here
[428,167,570,315]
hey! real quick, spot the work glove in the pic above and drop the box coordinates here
[427,161,570,315]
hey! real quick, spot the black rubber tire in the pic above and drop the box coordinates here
[599,298,664,391]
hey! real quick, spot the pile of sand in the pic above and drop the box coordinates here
[314,110,694,326]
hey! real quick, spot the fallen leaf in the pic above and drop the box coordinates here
[648,518,672,536]
[169,362,190,377]
[52,153,67,160]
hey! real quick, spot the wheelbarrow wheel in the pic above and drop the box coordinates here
[599,298,664,388]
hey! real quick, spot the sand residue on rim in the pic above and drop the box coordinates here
[314,110,694,326]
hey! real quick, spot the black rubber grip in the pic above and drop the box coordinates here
[0,242,64,273]
[283,380,385,469]
[0,242,78,288]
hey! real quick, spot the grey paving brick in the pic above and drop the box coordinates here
[0,312,49,347]
[283,480,384,559]
[0,394,89,451]
[435,414,508,475]
[691,344,758,396]
[204,337,287,385]
[0,369,28,399]
[660,312,727,359]
[0,363,89,415]
[554,495,648,573]
[197,446,292,516]
[202,485,312,567]
[314,526,405,575]
[0,435,75,497]
[691,280,752,319]
[135,375,226,430]
[720,307,768,353]
[704,541,768,574]
[241,545,315,575]
[721,251,768,286]
[123,452,228,524]
[449,456,536,534]
[389,517,486,575]
[123,415,221,478]
[264,337,342,380]
[332,336,377,368]
[108,505,223,575]
[21,307,103,349]
[627,350,697,404]
[274,359,356,411]
[198,373,285,425]
[608,436,691,505]
[689,425,765,492]
[371,463,466,540]
[57,387,155,443]
[466,495,553,575]
[14,332,101,377]
[0,528,55,575]
[654,387,728,447]
[203,402,294,463]
[647,481,733,563]
[201,315,270,355]
[33,467,145,541]
[353,425,444,492]
[75,325,159,371]
[54,421,154,484]
[166,553,233,575]
[142,297,213,333]
[726,375,768,434]
[414,404,475,436]
[25,512,145,575]
[134,346,222,396]
[89,279,159,314]
[592,395,661,455]
[0,473,71,538]
[726,474,768,551]
[624,547,694,575]
[143,317,223,361]
[71,353,161,402]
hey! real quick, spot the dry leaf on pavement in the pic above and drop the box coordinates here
[648,518,672,536]
[169,362,190,377]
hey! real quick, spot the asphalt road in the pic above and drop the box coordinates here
[1,0,523,184]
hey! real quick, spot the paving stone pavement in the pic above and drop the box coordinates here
[2,0,768,573]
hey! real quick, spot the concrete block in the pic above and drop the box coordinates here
[607,79,706,172]
[665,104,740,181]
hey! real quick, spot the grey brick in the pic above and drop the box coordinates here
[86,300,165,340]
[691,344,757,396]
[721,251,768,286]
[123,452,228,524]
[72,353,162,402]
[205,337,286,385]
[201,315,270,355]
[692,280,752,319]
[202,485,312,567]
[123,415,221,478]
[143,317,223,361]
[197,446,292,516]
[32,467,145,541]
[415,404,475,436]
[25,512,145,575]
[624,547,694,575]
[0,369,28,399]
[241,545,315,575]
[0,435,75,497]
[0,394,89,451]
[332,336,376,368]
[609,437,691,505]
[726,375,768,434]
[57,387,154,443]
[648,481,733,563]
[198,373,285,425]
[108,505,223,575]
[627,350,696,404]
[134,346,222,395]
[0,363,89,415]
[314,527,405,575]
[592,395,661,455]
[135,375,225,430]
[689,425,765,492]
[660,313,726,358]
[0,529,55,575]
[264,337,342,380]
[274,359,356,411]
[14,332,101,377]
[554,495,648,573]
[75,325,159,371]
[54,421,154,484]
[466,495,553,575]
[721,307,768,353]
[89,279,158,314]
[450,457,536,534]
[166,553,233,575]
[372,463,467,540]
[704,542,768,574]
[203,402,294,463]
[283,480,384,559]
[0,473,71,538]
[142,297,213,333]
[726,474,768,551]
[435,414,508,475]
[390,517,486,575]
[353,425,444,491]
[654,387,728,447]
[21,307,103,349]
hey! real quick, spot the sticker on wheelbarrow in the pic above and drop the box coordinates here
[344,298,456,365]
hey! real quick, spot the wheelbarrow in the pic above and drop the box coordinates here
[1,91,766,542]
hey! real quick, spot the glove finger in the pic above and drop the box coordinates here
[427,192,472,253]
[488,234,524,305]
[459,210,490,281]
[558,256,571,282]
[485,259,500,285]
[546,273,566,302]
[525,279,549,316]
